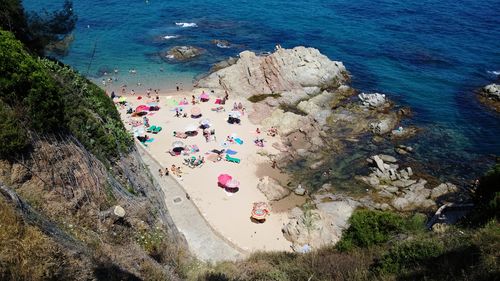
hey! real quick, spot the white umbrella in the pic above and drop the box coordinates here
[226,179,240,188]
[172,141,184,148]
[228,111,241,118]
[184,124,198,132]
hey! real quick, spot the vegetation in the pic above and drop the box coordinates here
[466,163,500,226]
[0,0,76,55]
[0,30,132,160]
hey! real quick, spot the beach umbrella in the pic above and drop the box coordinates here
[251,202,270,220]
[172,146,184,153]
[225,179,240,188]
[217,174,232,186]
[199,118,211,126]
[172,141,184,148]
[184,124,198,132]
[191,106,201,115]
[136,105,149,112]
[118,96,127,103]
[147,102,158,107]
[228,111,241,118]
[200,92,210,100]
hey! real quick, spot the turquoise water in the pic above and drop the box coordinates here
[24,0,500,178]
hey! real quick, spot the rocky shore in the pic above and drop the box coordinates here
[477,83,500,113]
[194,46,466,251]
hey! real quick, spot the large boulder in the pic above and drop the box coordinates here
[163,46,205,61]
[195,46,348,100]
[430,182,458,199]
[480,84,500,101]
[282,195,359,250]
[358,92,387,108]
[256,176,290,201]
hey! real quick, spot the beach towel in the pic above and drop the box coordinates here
[144,138,155,143]
[226,149,237,155]
[234,138,244,145]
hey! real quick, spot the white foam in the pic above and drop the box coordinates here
[163,35,179,40]
[487,70,500,76]
[175,22,197,28]
[216,43,231,49]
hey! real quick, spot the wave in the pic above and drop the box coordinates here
[216,43,231,49]
[487,70,500,76]
[175,22,197,28]
[163,35,179,40]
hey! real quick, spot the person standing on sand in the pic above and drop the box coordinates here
[159,169,163,177]
[171,164,177,176]
[165,168,169,176]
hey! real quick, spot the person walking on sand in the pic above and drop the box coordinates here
[165,167,169,176]
[159,168,163,177]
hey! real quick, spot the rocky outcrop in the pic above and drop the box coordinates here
[256,176,290,201]
[477,83,500,112]
[210,39,231,48]
[359,154,459,212]
[282,195,359,250]
[358,92,387,108]
[196,46,348,102]
[162,46,205,61]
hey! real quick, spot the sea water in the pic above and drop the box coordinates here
[23,0,500,182]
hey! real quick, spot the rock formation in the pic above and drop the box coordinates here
[196,46,349,101]
[477,83,500,112]
[162,46,205,61]
[256,176,290,201]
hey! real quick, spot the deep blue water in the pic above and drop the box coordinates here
[24,0,500,179]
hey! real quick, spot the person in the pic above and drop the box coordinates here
[238,102,243,110]
[131,89,136,95]
[271,159,277,169]
[224,90,229,101]
[165,167,169,176]
[176,166,182,176]
[183,112,187,118]
[159,169,163,177]
[171,164,177,176]
[176,85,180,91]
[256,128,261,134]
[156,94,160,102]
[147,89,151,98]
[192,95,196,105]
[110,91,116,99]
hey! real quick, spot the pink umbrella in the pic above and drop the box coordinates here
[191,106,202,117]
[200,92,210,101]
[226,179,240,188]
[136,105,149,112]
[217,174,232,186]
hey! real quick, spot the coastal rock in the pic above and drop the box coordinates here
[480,84,500,100]
[163,46,205,61]
[195,46,348,100]
[378,154,397,163]
[370,118,395,135]
[372,155,386,172]
[256,176,290,201]
[210,57,238,72]
[477,83,500,112]
[430,182,458,199]
[261,109,308,136]
[210,39,231,48]
[294,185,306,196]
[358,92,386,108]
[282,195,359,249]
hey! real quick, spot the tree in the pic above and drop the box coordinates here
[0,0,77,55]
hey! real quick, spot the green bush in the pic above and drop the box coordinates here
[0,101,29,156]
[336,209,405,251]
[0,30,132,161]
[373,238,445,275]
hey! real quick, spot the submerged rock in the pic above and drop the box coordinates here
[162,46,205,61]
[477,83,500,112]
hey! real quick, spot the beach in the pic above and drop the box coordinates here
[117,89,302,252]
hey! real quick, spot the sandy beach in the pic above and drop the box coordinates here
[117,88,302,252]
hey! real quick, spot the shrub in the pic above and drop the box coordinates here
[0,101,29,157]
[373,238,445,275]
[336,209,405,251]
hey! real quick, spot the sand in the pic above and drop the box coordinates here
[117,89,300,252]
